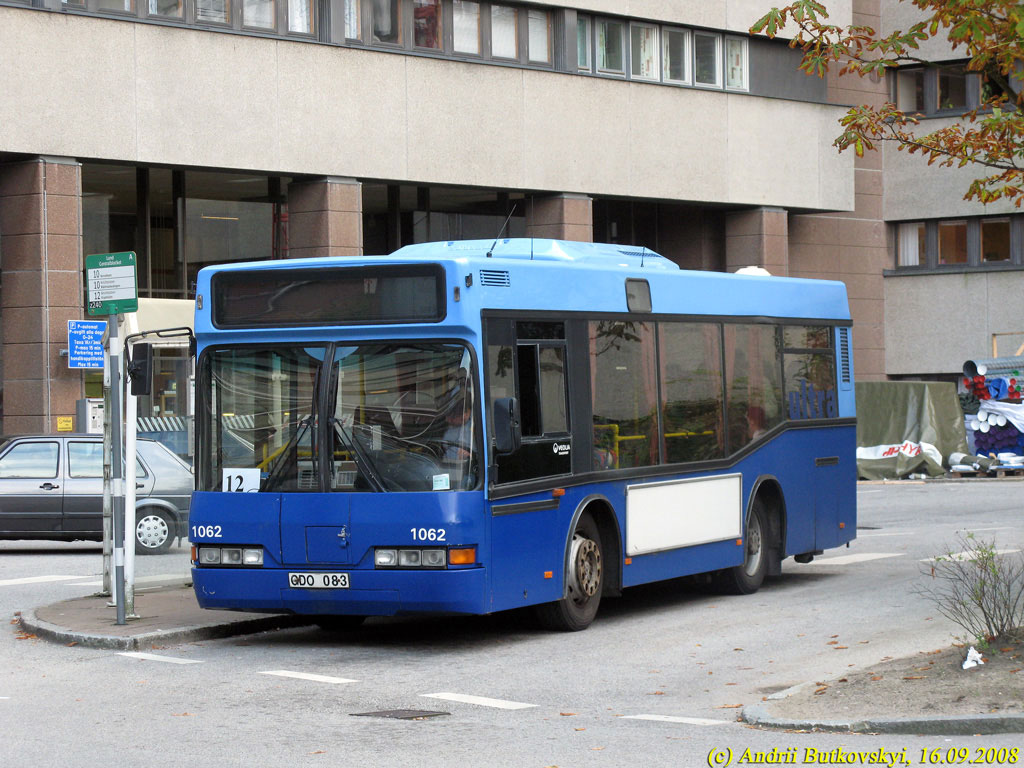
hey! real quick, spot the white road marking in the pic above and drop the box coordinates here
[260,670,358,685]
[969,527,1013,532]
[622,714,731,726]
[420,693,537,710]
[921,548,1019,563]
[805,553,903,566]
[0,575,87,587]
[67,574,185,587]
[857,532,914,538]
[118,652,202,665]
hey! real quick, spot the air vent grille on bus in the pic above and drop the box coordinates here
[479,269,511,287]
[617,248,648,259]
[838,327,852,389]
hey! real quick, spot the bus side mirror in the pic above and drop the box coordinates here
[128,343,153,396]
[493,397,521,455]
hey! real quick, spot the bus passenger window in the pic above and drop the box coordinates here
[590,320,658,470]
[659,322,724,463]
[516,345,541,436]
[724,324,784,451]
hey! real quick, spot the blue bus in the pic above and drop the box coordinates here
[189,239,856,631]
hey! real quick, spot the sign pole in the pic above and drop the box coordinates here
[101,331,112,597]
[109,317,126,625]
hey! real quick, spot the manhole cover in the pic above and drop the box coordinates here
[351,710,450,720]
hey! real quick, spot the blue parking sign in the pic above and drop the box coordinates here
[68,320,107,369]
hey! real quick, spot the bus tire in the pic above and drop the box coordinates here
[314,615,366,631]
[534,513,603,631]
[716,497,769,595]
[135,508,174,555]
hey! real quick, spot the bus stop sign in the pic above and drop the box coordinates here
[86,251,138,316]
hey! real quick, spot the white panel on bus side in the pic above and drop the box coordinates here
[625,473,743,557]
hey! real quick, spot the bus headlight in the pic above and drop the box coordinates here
[197,546,264,567]
[375,549,398,567]
[398,549,421,567]
[421,549,446,567]
[199,547,221,565]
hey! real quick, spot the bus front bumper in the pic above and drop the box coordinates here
[191,566,487,617]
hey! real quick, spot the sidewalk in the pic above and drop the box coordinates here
[18,580,309,650]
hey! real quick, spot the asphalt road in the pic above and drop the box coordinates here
[2,482,1022,767]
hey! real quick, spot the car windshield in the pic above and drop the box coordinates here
[199,342,477,493]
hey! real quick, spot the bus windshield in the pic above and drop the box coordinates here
[200,343,477,493]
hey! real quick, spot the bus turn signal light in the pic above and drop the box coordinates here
[552,488,565,498]
[448,547,476,565]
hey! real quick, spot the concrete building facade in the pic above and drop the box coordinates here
[0,0,990,434]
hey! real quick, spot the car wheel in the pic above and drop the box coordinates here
[135,508,174,555]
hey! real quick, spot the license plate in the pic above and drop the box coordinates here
[288,572,350,589]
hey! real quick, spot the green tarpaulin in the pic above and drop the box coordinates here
[856,381,968,480]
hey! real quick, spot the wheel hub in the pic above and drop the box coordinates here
[136,514,169,549]
[568,534,601,599]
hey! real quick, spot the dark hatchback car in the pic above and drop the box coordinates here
[0,434,192,554]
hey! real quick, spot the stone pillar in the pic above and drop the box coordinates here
[287,176,362,259]
[525,193,593,242]
[724,207,789,276]
[0,156,84,433]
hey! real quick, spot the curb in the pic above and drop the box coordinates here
[18,608,313,651]
[742,704,1024,736]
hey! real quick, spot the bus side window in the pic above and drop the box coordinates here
[724,324,784,452]
[659,321,725,463]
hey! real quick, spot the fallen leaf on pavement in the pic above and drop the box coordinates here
[308,751,325,755]
[834,646,848,650]
[172,713,194,717]
[15,633,36,640]
[66,642,78,647]
[591,747,605,751]
[827,640,838,645]
[647,692,665,696]
[871,676,883,681]
[559,712,576,716]
[574,728,585,732]
[902,676,924,680]
[716,704,743,709]
[814,687,828,695]
[837,678,848,683]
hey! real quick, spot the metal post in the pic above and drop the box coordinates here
[110,317,126,625]
[101,333,112,597]
[125,371,138,618]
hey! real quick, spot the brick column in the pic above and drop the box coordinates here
[0,156,84,433]
[725,207,789,276]
[525,193,593,241]
[287,177,362,259]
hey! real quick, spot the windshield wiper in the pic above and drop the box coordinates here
[262,416,313,492]
[331,418,386,492]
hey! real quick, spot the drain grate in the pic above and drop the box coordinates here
[351,710,450,720]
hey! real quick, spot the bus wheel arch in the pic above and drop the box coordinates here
[716,477,785,594]
[535,495,620,631]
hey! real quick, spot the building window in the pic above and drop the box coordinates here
[343,0,360,38]
[243,0,274,28]
[982,218,1011,262]
[527,9,551,64]
[491,5,518,59]
[630,23,659,81]
[596,18,625,75]
[148,0,183,18]
[894,68,925,113]
[938,65,968,111]
[288,0,314,33]
[453,1,481,55]
[938,220,968,265]
[196,0,229,23]
[897,222,925,267]
[662,27,689,84]
[372,0,401,43]
[413,0,442,49]
[577,15,591,71]
[96,0,134,12]
[725,36,748,90]
[693,31,721,87]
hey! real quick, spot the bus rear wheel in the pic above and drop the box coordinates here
[716,498,770,595]
[535,513,603,631]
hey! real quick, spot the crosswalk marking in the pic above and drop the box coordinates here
[118,652,202,665]
[420,692,536,710]
[805,552,902,566]
[260,670,358,685]
[922,548,1019,563]
[622,714,731,726]
[0,575,86,587]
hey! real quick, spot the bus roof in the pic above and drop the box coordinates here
[196,239,851,327]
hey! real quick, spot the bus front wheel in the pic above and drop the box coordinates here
[535,513,603,631]
[717,498,770,595]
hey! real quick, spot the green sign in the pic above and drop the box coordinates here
[86,251,138,316]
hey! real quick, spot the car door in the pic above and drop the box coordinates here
[0,438,63,534]
[62,439,104,534]
[63,440,153,534]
